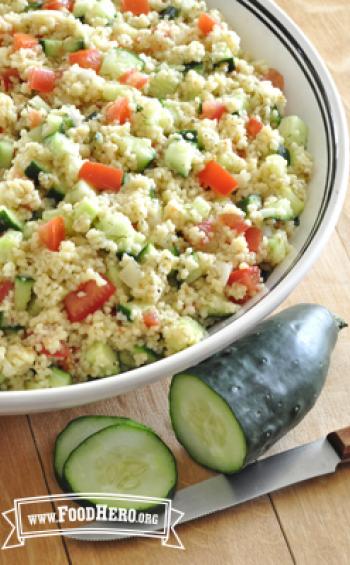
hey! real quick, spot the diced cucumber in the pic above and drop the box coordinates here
[186,259,203,283]
[270,106,282,128]
[73,198,99,224]
[73,0,94,17]
[28,125,43,142]
[42,114,63,139]
[14,276,34,311]
[24,160,46,184]
[100,48,144,79]
[120,345,160,368]
[0,206,23,233]
[49,367,72,388]
[167,269,181,289]
[105,263,121,287]
[261,198,295,221]
[206,295,237,317]
[189,195,211,221]
[47,187,66,203]
[89,0,116,20]
[164,316,206,354]
[102,82,134,101]
[119,259,142,288]
[54,415,148,484]
[64,180,96,204]
[0,140,14,169]
[237,194,262,213]
[159,6,180,18]
[267,231,290,265]
[148,69,181,98]
[137,242,156,263]
[62,424,177,510]
[83,341,120,378]
[279,115,308,147]
[128,137,156,172]
[45,132,76,158]
[0,231,23,263]
[63,37,85,53]
[279,185,305,217]
[96,211,135,241]
[29,95,50,112]
[164,139,198,177]
[117,304,133,321]
[40,39,63,58]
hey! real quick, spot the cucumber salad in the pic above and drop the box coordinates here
[0,0,312,389]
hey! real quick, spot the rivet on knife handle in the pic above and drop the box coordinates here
[327,426,350,462]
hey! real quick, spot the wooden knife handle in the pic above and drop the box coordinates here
[328,426,350,462]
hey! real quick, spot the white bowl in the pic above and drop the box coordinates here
[2,0,348,414]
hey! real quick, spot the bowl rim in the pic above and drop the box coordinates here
[2,0,349,412]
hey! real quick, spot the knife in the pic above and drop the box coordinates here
[66,425,350,542]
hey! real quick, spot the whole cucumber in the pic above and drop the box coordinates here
[169,304,346,473]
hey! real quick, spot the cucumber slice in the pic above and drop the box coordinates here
[159,6,180,18]
[49,367,72,388]
[83,341,120,378]
[63,424,177,509]
[24,160,46,184]
[261,198,295,221]
[64,180,96,204]
[148,69,181,98]
[40,39,63,58]
[170,373,247,473]
[100,48,144,79]
[63,37,85,53]
[45,132,75,158]
[14,276,34,311]
[279,115,308,147]
[0,207,23,233]
[73,198,99,224]
[0,231,22,262]
[164,139,197,177]
[54,415,148,483]
[0,140,14,169]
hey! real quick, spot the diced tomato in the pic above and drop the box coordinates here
[143,310,160,328]
[28,109,43,129]
[64,276,116,323]
[1,69,20,92]
[79,161,123,192]
[198,13,217,35]
[42,0,73,9]
[262,67,285,91]
[245,227,262,253]
[121,0,149,15]
[38,216,65,252]
[13,33,38,51]
[105,97,132,125]
[219,213,248,233]
[200,100,226,120]
[28,68,56,93]
[69,49,102,73]
[119,69,149,90]
[0,280,13,303]
[198,160,238,196]
[246,117,263,138]
[227,266,261,303]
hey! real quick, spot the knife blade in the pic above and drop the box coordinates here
[66,426,349,542]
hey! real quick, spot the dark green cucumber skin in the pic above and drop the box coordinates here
[172,304,344,467]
